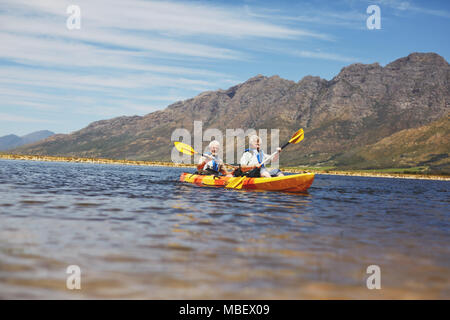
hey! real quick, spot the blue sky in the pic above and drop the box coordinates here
[1,0,449,136]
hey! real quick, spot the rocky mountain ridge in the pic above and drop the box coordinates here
[12,52,450,173]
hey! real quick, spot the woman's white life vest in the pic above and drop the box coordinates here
[199,152,223,172]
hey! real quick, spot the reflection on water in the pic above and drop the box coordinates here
[0,159,449,299]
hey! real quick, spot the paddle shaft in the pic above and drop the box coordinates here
[280,141,290,150]
[175,142,236,169]
[199,153,236,170]
[259,137,296,167]
[259,144,289,167]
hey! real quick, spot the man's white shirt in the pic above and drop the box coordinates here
[240,149,268,167]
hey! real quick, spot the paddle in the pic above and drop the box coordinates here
[259,128,304,167]
[237,129,305,182]
[173,141,236,170]
[224,176,246,189]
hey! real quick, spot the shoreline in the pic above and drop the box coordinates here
[1,154,449,181]
[282,168,449,181]
[0,154,194,168]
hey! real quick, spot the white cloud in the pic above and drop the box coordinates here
[4,0,321,39]
[245,5,367,30]
[0,65,225,92]
[0,112,55,124]
[0,1,311,101]
[375,0,450,18]
[0,0,336,129]
[292,50,360,63]
[0,19,241,61]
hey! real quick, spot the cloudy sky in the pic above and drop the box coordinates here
[1,0,449,136]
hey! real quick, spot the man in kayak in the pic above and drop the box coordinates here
[239,135,284,178]
[197,140,233,177]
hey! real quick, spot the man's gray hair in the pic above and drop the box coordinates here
[209,140,220,149]
[249,135,260,146]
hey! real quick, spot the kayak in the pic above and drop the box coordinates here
[179,172,314,193]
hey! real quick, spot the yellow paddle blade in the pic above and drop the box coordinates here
[225,176,246,189]
[174,141,197,156]
[289,128,304,144]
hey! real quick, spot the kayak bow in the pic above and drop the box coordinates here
[180,172,314,193]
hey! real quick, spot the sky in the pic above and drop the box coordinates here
[0,0,449,136]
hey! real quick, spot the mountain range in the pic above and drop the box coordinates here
[0,130,54,151]
[10,52,450,173]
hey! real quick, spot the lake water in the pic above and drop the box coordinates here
[0,159,449,299]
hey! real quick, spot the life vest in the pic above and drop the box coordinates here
[244,148,265,168]
[203,152,219,172]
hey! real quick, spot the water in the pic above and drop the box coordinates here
[0,159,449,299]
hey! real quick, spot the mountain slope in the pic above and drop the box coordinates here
[333,115,449,173]
[13,53,450,171]
[0,134,22,151]
[0,130,54,151]
[20,130,55,145]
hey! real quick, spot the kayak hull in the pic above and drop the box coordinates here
[180,172,314,193]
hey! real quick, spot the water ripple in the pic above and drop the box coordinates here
[0,159,449,299]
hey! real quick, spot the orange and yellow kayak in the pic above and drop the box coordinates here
[180,172,314,193]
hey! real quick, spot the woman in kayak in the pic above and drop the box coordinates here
[197,140,233,177]
[239,135,284,178]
